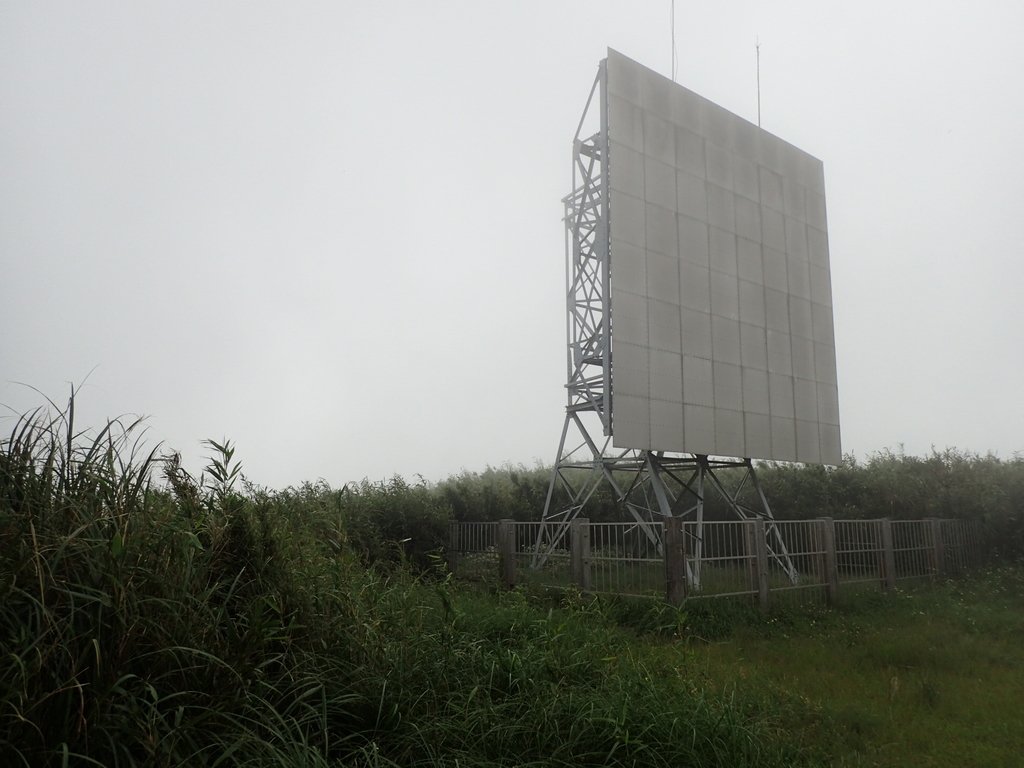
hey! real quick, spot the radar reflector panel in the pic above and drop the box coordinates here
[605,49,840,464]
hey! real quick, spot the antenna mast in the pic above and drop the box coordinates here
[671,1,677,81]
[756,36,761,126]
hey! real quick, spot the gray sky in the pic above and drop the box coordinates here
[2,1,1022,489]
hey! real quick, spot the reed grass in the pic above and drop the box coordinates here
[1,396,814,766]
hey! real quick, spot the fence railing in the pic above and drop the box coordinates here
[446,517,981,611]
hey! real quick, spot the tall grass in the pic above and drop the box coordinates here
[0,398,368,765]
[1,396,817,766]
[434,453,1024,558]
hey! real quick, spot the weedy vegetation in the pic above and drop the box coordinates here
[1,394,1022,766]
[0,396,808,766]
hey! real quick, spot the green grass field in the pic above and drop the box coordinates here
[451,562,1024,766]
[680,567,1024,766]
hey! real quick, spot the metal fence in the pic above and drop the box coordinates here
[445,522,499,581]
[446,517,982,610]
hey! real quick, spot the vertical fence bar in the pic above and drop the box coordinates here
[570,518,591,591]
[819,518,839,605]
[928,518,945,579]
[880,518,896,590]
[664,517,687,605]
[498,519,516,589]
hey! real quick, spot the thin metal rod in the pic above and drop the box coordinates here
[693,459,705,589]
[756,36,761,127]
[597,60,611,434]
[536,414,573,561]
[574,68,603,143]
[671,0,677,82]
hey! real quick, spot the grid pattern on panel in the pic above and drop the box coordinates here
[605,48,840,464]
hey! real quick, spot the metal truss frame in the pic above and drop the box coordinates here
[562,64,611,434]
[533,412,798,589]
[534,59,797,590]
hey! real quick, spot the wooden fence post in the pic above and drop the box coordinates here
[879,518,897,590]
[498,519,516,589]
[969,519,981,568]
[928,518,945,579]
[446,521,459,574]
[945,520,963,575]
[664,517,687,606]
[818,518,839,606]
[748,518,770,614]
[570,517,591,592]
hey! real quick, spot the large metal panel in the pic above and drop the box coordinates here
[606,48,840,463]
